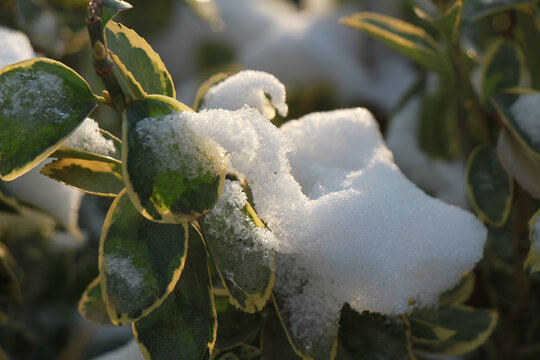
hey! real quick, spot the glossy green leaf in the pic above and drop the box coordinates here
[110,52,147,101]
[340,12,451,74]
[260,308,303,360]
[492,90,540,158]
[497,129,540,200]
[418,90,461,160]
[199,181,275,313]
[0,58,97,181]
[106,21,175,98]
[524,208,540,274]
[482,40,524,100]
[100,0,132,29]
[439,272,475,306]
[338,304,410,360]
[272,292,338,360]
[0,242,21,301]
[214,296,261,351]
[193,72,233,111]
[411,305,498,355]
[466,146,513,226]
[133,225,217,360]
[99,189,189,326]
[122,95,226,223]
[41,157,124,197]
[78,277,113,326]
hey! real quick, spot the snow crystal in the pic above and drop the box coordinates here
[183,102,485,347]
[386,97,468,208]
[511,93,540,148]
[4,161,83,229]
[0,26,35,68]
[201,70,288,119]
[135,112,225,179]
[64,118,117,157]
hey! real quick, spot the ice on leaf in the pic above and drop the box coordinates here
[201,70,288,119]
[186,70,487,349]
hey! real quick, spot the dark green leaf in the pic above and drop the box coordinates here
[100,0,132,29]
[78,277,113,326]
[439,272,475,306]
[409,317,457,345]
[106,21,175,98]
[497,129,540,200]
[214,296,261,351]
[411,305,498,355]
[463,0,536,22]
[515,7,540,90]
[418,91,461,160]
[133,225,217,360]
[41,157,124,197]
[199,181,275,313]
[466,146,513,226]
[99,189,188,325]
[340,12,451,74]
[260,308,303,360]
[338,304,410,360]
[482,40,524,100]
[0,58,97,181]
[524,208,540,274]
[272,293,338,360]
[215,344,261,360]
[122,95,226,223]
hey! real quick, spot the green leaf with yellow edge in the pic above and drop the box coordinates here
[0,58,97,181]
[214,296,261,351]
[0,242,21,302]
[414,0,463,43]
[78,277,113,326]
[524,208,540,274]
[199,181,275,313]
[439,272,475,306]
[110,52,147,101]
[105,21,175,98]
[99,189,189,326]
[100,0,132,29]
[408,317,457,345]
[261,308,303,360]
[133,225,217,360]
[340,12,451,75]
[466,145,513,226]
[41,157,124,197]
[482,40,525,100]
[515,7,540,89]
[122,95,226,223]
[497,129,540,200]
[418,90,461,160]
[51,145,120,163]
[272,293,338,360]
[193,72,234,111]
[492,90,540,158]
[411,305,498,355]
[337,304,411,360]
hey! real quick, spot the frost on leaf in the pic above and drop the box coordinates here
[183,72,486,351]
[201,70,288,119]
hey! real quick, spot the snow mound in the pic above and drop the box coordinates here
[0,26,35,68]
[65,118,117,157]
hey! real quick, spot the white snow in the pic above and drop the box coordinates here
[64,118,117,157]
[386,97,469,208]
[104,255,144,290]
[0,26,35,68]
[156,74,486,347]
[201,70,288,119]
[135,112,225,179]
[511,93,540,148]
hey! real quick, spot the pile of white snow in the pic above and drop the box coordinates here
[64,118,117,157]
